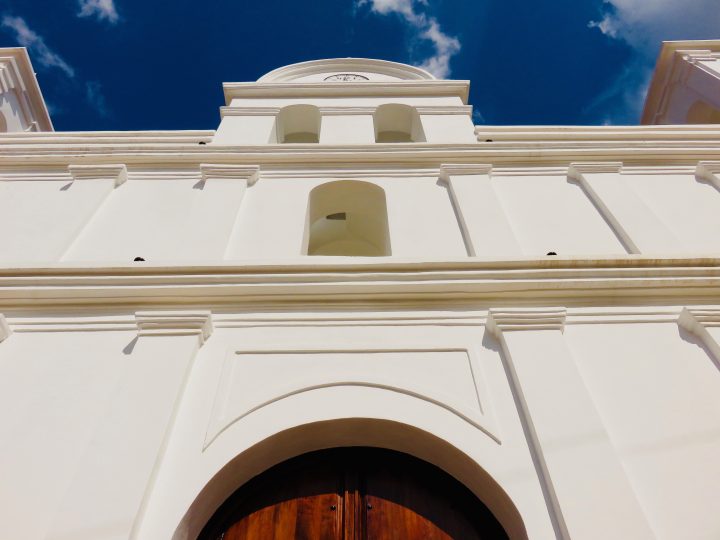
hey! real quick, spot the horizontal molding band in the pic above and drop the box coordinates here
[0,258,719,308]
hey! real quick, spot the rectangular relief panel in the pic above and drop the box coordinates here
[205,345,499,448]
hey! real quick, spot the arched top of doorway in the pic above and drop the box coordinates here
[198,447,509,539]
[173,419,527,540]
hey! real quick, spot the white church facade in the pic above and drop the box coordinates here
[0,41,720,539]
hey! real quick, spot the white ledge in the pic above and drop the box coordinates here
[568,162,623,181]
[199,164,260,185]
[486,308,567,336]
[68,164,127,187]
[696,161,720,184]
[440,163,493,181]
[135,310,213,345]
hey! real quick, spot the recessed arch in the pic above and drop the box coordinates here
[276,104,321,143]
[305,180,391,256]
[686,99,720,124]
[173,419,527,540]
[374,103,425,142]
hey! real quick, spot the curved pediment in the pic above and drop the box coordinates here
[258,58,436,83]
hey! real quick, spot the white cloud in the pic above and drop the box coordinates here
[78,0,119,24]
[356,0,460,78]
[589,0,720,53]
[1,16,75,77]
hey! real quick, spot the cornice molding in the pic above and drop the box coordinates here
[219,105,473,117]
[486,308,567,337]
[223,81,471,103]
[135,310,213,345]
[200,163,260,186]
[317,106,376,115]
[696,161,720,185]
[220,106,281,117]
[2,258,719,309]
[68,164,127,187]
[0,314,11,342]
[568,162,623,181]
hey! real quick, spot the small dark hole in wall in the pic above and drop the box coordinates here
[546,252,557,256]
[198,141,207,145]
[326,212,347,221]
[485,139,493,142]
[134,256,146,262]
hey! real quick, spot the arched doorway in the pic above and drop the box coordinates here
[198,447,508,539]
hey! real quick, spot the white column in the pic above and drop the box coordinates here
[47,311,213,540]
[568,162,682,254]
[207,164,260,258]
[696,161,720,191]
[486,308,654,540]
[440,164,522,257]
[58,164,127,260]
[678,307,720,362]
[195,164,259,259]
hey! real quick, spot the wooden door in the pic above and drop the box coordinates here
[198,448,508,540]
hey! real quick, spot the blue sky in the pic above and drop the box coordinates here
[0,0,718,131]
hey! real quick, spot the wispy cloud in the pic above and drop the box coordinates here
[1,16,75,77]
[77,0,119,24]
[2,15,112,119]
[587,0,720,123]
[356,0,460,79]
[85,81,110,118]
[589,0,720,53]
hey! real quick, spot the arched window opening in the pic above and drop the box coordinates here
[276,104,321,143]
[686,100,720,124]
[305,180,391,256]
[374,103,425,142]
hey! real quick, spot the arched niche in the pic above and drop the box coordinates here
[173,419,527,540]
[276,104,321,143]
[305,180,391,256]
[686,100,720,124]
[374,103,425,143]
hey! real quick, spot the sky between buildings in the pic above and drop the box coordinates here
[0,0,718,131]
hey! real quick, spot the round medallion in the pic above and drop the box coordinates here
[324,73,370,82]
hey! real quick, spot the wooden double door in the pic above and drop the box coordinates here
[199,447,508,540]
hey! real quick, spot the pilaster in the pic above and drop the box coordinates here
[487,307,654,540]
[439,164,522,257]
[48,311,213,540]
[569,162,682,253]
[58,164,129,261]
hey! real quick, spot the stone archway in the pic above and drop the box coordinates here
[172,419,527,540]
